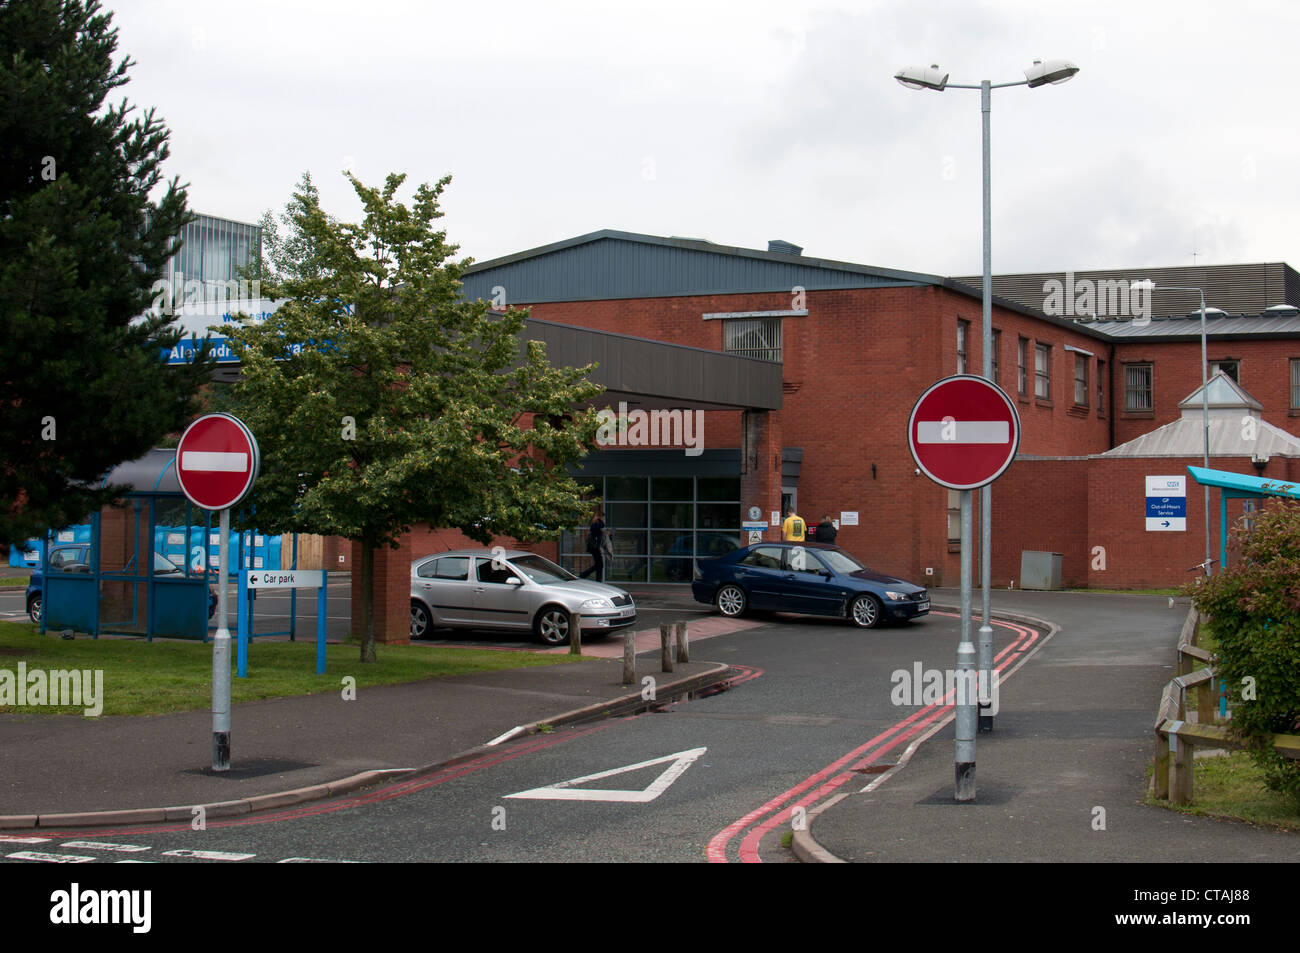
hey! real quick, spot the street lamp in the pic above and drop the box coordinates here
[896,58,1079,800]
[1131,280,1213,577]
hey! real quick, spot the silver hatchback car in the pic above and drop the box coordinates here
[410,549,638,645]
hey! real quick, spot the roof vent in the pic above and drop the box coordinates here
[768,239,803,256]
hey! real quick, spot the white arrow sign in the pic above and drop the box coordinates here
[505,747,707,803]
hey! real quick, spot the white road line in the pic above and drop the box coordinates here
[277,857,361,863]
[6,851,96,863]
[161,849,254,861]
[62,841,151,853]
[0,835,50,844]
[506,747,707,803]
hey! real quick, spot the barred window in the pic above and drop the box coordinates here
[1124,364,1153,412]
[1098,359,1106,417]
[1291,360,1300,409]
[724,317,782,362]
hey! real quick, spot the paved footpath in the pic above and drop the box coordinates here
[806,589,1299,862]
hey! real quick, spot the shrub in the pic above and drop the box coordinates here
[1188,497,1300,805]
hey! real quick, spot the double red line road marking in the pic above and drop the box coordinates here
[707,613,1042,863]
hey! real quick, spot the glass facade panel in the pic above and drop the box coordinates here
[605,476,647,499]
[558,475,741,583]
[650,503,693,528]
[698,477,740,501]
[651,477,693,501]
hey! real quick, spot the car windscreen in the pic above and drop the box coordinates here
[510,554,577,584]
[817,549,867,574]
[153,553,183,575]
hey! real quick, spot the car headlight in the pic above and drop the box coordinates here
[580,598,614,611]
[884,591,907,601]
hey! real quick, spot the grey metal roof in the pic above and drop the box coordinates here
[952,262,1300,319]
[461,230,939,304]
[461,229,1115,342]
[1083,310,1300,340]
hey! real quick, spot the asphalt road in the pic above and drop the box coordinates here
[0,608,1009,863]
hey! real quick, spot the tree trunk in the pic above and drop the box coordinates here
[359,536,377,663]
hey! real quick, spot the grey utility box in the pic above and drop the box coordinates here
[1020,551,1063,590]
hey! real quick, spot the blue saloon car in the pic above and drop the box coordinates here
[691,541,929,628]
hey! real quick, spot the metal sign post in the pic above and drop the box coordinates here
[908,376,1020,802]
[175,413,260,773]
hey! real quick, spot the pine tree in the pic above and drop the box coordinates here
[0,0,212,542]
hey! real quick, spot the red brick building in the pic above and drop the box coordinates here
[360,234,1300,641]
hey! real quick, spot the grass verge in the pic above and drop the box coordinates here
[1150,750,1300,832]
[0,620,582,717]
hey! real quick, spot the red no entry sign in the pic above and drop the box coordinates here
[908,376,1020,490]
[175,413,260,511]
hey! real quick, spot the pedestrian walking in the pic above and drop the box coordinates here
[580,509,607,580]
[781,508,806,542]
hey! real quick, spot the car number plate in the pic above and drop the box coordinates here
[917,601,930,612]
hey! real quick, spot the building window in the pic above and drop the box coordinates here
[947,489,961,543]
[1035,343,1051,400]
[1291,360,1300,409]
[1210,359,1239,382]
[1017,337,1028,396]
[723,317,782,362]
[1073,354,1088,406]
[1124,363,1153,412]
[957,320,969,374]
[991,329,1000,384]
[1097,359,1106,417]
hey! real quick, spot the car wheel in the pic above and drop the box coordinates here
[410,601,431,640]
[535,606,572,646]
[715,584,747,618]
[28,593,41,625]
[850,594,882,629]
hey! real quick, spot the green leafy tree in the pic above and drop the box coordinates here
[1189,497,1300,804]
[223,171,603,661]
[0,0,212,542]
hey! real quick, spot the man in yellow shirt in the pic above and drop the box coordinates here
[781,509,806,542]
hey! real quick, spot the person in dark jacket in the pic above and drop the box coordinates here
[579,509,607,580]
[813,515,838,544]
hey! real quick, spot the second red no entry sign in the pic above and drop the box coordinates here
[908,376,1020,490]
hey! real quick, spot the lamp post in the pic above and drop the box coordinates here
[1131,281,1213,576]
[895,60,1079,762]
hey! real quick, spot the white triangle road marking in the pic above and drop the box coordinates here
[505,747,707,803]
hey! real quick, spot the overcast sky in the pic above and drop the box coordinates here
[106,0,1299,281]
